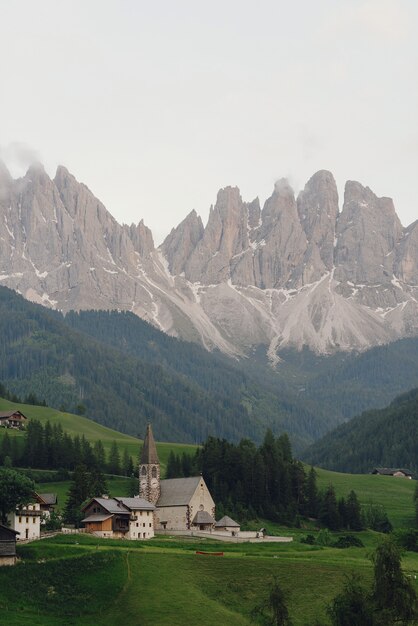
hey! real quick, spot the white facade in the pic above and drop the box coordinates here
[8,502,41,540]
[128,508,154,539]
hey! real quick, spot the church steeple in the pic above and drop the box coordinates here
[139,424,160,504]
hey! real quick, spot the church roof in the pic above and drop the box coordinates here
[192,510,215,525]
[215,515,240,527]
[141,424,159,464]
[158,476,202,506]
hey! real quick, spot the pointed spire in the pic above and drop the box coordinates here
[141,424,159,464]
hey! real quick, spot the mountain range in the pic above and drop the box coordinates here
[2,162,418,360]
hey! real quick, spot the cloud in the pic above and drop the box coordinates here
[323,0,410,42]
[0,142,41,175]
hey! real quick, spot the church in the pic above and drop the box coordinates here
[139,424,216,531]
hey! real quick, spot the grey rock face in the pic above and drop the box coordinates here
[2,161,418,359]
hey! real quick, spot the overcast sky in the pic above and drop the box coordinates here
[0,0,417,243]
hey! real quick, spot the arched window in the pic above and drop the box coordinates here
[141,466,147,476]
[151,466,157,478]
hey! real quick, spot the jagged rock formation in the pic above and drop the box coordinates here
[1,161,418,360]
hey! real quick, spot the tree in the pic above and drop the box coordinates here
[0,468,35,524]
[63,464,91,526]
[327,574,372,626]
[345,490,363,531]
[372,537,418,624]
[252,576,292,626]
[319,485,340,530]
[107,441,121,475]
[305,466,319,518]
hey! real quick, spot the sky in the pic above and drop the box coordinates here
[0,0,417,244]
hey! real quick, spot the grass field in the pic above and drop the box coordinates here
[315,466,417,528]
[1,532,418,625]
[0,397,197,471]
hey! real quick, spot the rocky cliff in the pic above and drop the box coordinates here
[1,161,418,359]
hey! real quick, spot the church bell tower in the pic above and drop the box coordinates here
[139,424,161,505]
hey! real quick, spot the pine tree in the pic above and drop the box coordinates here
[346,490,363,531]
[63,464,91,526]
[319,484,340,530]
[305,466,319,518]
[107,441,121,475]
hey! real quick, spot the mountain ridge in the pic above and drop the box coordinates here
[2,162,418,358]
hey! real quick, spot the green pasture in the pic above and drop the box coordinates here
[0,397,198,471]
[2,532,418,625]
[37,477,132,511]
[315,466,417,528]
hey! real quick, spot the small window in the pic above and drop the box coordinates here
[143,522,145,527]
[151,466,157,478]
[26,517,29,523]
[136,522,138,527]
[149,523,152,527]
[33,518,36,524]
[19,516,22,523]
[141,466,146,476]
[147,511,149,516]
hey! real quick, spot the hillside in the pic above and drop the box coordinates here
[303,387,418,474]
[0,287,328,448]
[0,397,196,471]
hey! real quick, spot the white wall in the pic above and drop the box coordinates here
[8,502,41,540]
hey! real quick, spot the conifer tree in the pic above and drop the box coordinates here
[63,464,91,526]
[107,441,121,475]
[346,490,363,531]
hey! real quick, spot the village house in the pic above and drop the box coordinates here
[7,492,45,540]
[38,493,58,519]
[372,468,413,479]
[0,525,19,566]
[81,496,155,539]
[0,410,27,429]
[139,424,216,531]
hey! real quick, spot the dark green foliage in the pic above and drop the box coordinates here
[345,490,363,531]
[319,485,340,530]
[333,535,364,549]
[372,538,418,624]
[414,482,418,526]
[327,575,373,626]
[63,463,107,525]
[303,386,418,473]
[251,576,293,625]
[0,467,35,523]
[107,441,121,475]
[362,503,393,534]
[393,529,418,552]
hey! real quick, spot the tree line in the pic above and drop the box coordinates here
[166,431,392,531]
[0,419,135,476]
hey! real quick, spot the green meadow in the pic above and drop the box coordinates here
[0,397,197,471]
[1,531,418,626]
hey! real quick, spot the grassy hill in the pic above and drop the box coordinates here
[0,397,197,471]
[0,531,417,625]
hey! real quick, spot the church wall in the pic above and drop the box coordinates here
[155,505,188,531]
[189,479,216,526]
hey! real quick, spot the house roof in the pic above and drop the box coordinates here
[372,468,413,476]
[0,410,27,420]
[114,497,155,511]
[38,493,57,505]
[158,476,202,506]
[192,510,215,525]
[215,515,240,528]
[141,424,159,465]
[81,514,113,523]
[0,524,19,537]
[82,497,130,515]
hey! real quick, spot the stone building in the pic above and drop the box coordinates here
[139,424,216,531]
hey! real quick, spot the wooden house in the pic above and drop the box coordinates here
[372,468,413,479]
[0,525,19,566]
[38,493,58,519]
[0,410,27,429]
[81,496,155,539]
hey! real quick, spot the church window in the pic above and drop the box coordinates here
[141,466,146,476]
[151,466,157,478]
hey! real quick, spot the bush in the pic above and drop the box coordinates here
[333,534,364,549]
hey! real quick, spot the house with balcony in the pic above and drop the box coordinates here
[81,496,155,539]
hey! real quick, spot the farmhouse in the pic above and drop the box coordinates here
[139,424,216,531]
[82,496,155,539]
[0,525,19,566]
[0,410,27,429]
[7,492,45,540]
[372,468,413,479]
[38,493,58,519]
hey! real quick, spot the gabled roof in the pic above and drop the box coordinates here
[372,468,413,476]
[215,515,240,528]
[114,497,155,511]
[158,476,202,507]
[0,524,19,537]
[38,493,57,505]
[82,497,130,515]
[0,410,27,419]
[192,510,215,525]
[141,424,159,465]
[81,514,113,523]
